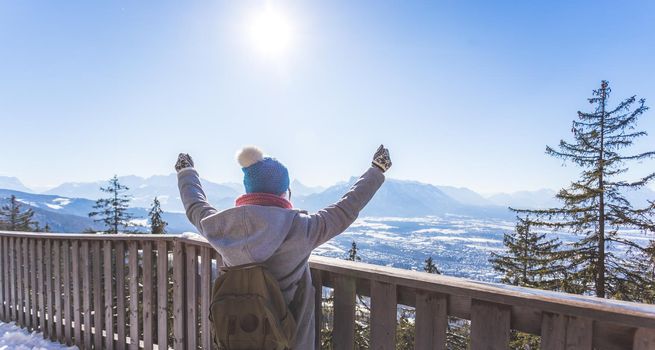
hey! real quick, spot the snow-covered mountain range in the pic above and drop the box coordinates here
[1,175,653,234]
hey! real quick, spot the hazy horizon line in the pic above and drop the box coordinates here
[2,171,645,198]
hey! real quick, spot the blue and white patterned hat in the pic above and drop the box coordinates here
[237,146,289,195]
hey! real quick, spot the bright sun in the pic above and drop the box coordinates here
[247,7,293,57]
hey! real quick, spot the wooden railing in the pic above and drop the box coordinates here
[1,231,654,349]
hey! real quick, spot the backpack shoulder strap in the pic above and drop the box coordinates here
[288,268,309,320]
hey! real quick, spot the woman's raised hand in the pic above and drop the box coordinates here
[372,145,392,172]
[175,153,194,172]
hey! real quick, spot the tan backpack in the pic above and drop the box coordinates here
[209,263,298,350]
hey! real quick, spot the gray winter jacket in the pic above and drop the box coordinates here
[177,166,385,349]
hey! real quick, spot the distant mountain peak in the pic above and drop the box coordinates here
[0,176,32,193]
[290,179,326,196]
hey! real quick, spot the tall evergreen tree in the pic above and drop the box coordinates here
[513,81,655,299]
[89,175,134,234]
[347,241,362,261]
[148,197,168,234]
[490,217,565,290]
[0,195,36,231]
[424,256,440,274]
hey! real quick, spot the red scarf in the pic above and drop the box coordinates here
[235,193,293,209]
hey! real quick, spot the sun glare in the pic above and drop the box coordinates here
[248,7,293,57]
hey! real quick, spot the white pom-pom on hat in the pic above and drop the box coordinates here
[236,146,264,168]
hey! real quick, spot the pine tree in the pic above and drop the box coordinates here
[424,256,440,274]
[513,81,655,300]
[347,241,362,262]
[0,195,36,231]
[396,308,415,349]
[148,197,168,234]
[89,175,135,234]
[344,241,369,349]
[490,217,565,290]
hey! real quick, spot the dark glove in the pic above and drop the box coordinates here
[372,145,392,172]
[175,153,194,172]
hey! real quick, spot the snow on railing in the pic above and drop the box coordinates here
[1,231,654,349]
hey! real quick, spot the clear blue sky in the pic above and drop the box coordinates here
[2,0,654,193]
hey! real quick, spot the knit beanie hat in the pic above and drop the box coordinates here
[237,146,290,195]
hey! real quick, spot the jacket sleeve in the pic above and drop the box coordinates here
[307,166,385,248]
[177,168,219,233]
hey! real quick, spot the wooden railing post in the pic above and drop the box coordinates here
[156,240,169,350]
[470,299,511,350]
[71,240,82,344]
[81,240,92,349]
[0,237,4,321]
[17,238,24,327]
[37,239,46,333]
[9,237,16,321]
[311,269,323,350]
[30,239,38,330]
[53,240,63,341]
[46,239,55,339]
[173,240,187,350]
[143,241,154,350]
[415,292,447,350]
[370,280,397,350]
[116,241,127,349]
[186,244,198,350]
[540,313,592,350]
[21,238,29,330]
[93,240,104,349]
[104,240,115,350]
[6,237,10,321]
[200,246,212,350]
[634,328,655,350]
[20,238,32,329]
[63,240,73,345]
[129,241,140,350]
[333,274,356,350]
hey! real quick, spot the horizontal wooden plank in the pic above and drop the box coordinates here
[308,256,655,329]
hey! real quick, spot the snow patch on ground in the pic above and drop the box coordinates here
[180,232,201,239]
[313,242,346,255]
[0,321,78,349]
[45,204,62,210]
[15,199,38,208]
[52,198,71,206]
[129,219,148,227]
[350,219,395,230]
[413,228,466,235]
